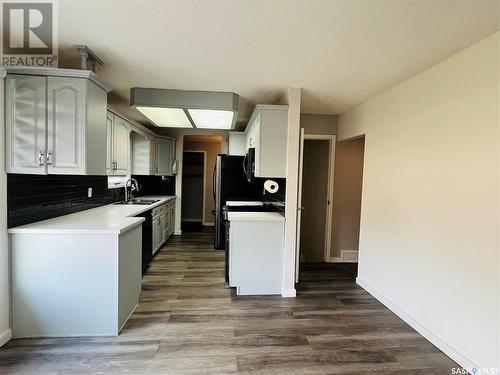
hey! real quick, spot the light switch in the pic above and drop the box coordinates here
[88,188,92,198]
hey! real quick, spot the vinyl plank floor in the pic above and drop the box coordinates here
[0,228,458,374]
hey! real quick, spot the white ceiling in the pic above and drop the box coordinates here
[58,0,500,129]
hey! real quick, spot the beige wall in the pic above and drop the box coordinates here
[301,113,338,135]
[338,32,499,369]
[183,140,222,225]
[331,137,365,258]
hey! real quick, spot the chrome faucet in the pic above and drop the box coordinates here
[124,178,139,202]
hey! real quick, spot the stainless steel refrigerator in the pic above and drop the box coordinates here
[213,154,260,249]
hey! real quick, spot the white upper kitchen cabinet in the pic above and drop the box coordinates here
[106,111,131,175]
[5,68,111,175]
[156,138,176,176]
[228,132,246,156]
[131,132,156,175]
[245,104,288,178]
[5,75,47,174]
[112,115,131,175]
[47,77,86,174]
[106,112,114,174]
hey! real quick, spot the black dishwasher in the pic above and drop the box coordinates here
[136,209,153,272]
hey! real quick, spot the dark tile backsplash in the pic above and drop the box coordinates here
[257,177,286,214]
[133,175,175,196]
[7,174,124,228]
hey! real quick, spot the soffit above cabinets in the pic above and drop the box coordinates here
[130,88,239,130]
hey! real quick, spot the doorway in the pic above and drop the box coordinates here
[297,134,335,267]
[181,151,205,231]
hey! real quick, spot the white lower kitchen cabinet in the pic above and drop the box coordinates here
[228,212,284,295]
[152,199,176,254]
[10,224,142,337]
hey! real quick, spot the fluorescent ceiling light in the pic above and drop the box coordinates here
[187,109,234,129]
[135,106,192,128]
[130,88,239,129]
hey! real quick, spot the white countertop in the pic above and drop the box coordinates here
[226,201,263,207]
[8,196,176,235]
[227,211,285,222]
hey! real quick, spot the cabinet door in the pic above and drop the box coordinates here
[163,211,170,240]
[149,138,156,175]
[252,115,262,176]
[152,217,159,252]
[113,116,130,174]
[156,139,172,175]
[159,215,165,246]
[47,77,86,174]
[169,207,175,236]
[257,109,287,178]
[106,112,114,174]
[5,75,47,174]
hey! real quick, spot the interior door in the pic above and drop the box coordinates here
[113,116,130,174]
[5,75,47,174]
[47,77,86,174]
[295,128,305,282]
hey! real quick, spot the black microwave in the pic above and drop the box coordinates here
[243,148,255,182]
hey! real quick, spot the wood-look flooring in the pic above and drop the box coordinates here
[0,229,458,374]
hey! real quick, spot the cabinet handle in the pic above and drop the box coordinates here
[46,151,52,166]
[38,151,44,167]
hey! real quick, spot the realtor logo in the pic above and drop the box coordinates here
[1,1,58,67]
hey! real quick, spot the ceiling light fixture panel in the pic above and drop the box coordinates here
[130,88,239,130]
[187,109,234,129]
[135,106,192,128]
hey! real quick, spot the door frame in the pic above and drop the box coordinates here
[182,150,207,225]
[299,134,336,264]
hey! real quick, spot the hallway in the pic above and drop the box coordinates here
[0,230,457,374]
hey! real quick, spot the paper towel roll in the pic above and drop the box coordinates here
[264,180,279,194]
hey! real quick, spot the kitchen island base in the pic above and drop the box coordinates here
[10,225,142,337]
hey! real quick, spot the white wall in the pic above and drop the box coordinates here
[282,87,301,297]
[338,32,499,369]
[0,71,11,346]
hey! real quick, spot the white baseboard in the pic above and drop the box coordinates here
[356,277,477,371]
[174,230,182,235]
[204,222,214,227]
[119,304,138,334]
[0,329,12,347]
[281,288,296,298]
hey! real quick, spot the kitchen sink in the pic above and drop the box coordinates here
[115,199,161,205]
